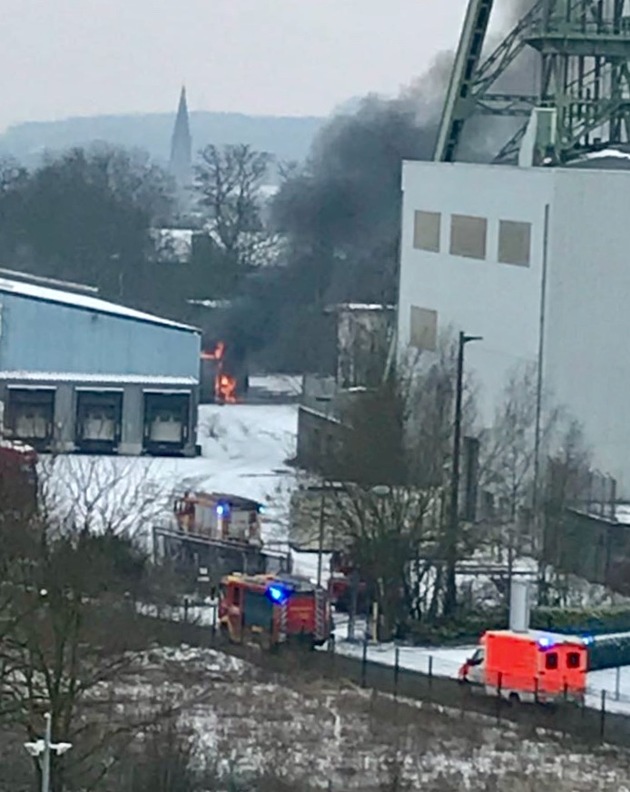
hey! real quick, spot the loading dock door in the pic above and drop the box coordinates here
[75,390,123,451]
[6,388,55,450]
[143,391,190,453]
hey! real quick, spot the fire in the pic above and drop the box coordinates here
[217,373,237,404]
[201,341,225,361]
[201,341,238,404]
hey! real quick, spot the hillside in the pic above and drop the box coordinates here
[0,110,326,167]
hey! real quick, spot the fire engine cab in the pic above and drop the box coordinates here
[219,572,331,649]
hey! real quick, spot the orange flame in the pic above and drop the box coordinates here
[201,341,225,361]
[201,341,238,403]
[217,373,237,404]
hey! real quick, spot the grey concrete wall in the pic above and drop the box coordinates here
[0,379,199,457]
[119,385,144,455]
[296,405,346,472]
[53,383,75,452]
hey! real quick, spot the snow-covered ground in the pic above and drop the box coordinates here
[41,402,299,544]
[331,627,630,715]
[94,644,630,790]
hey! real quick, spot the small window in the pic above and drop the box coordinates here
[450,214,487,260]
[498,220,531,267]
[232,587,241,606]
[567,652,581,669]
[545,652,558,670]
[413,210,441,252]
[409,306,437,351]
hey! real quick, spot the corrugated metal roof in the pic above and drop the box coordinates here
[0,277,199,333]
[0,371,198,386]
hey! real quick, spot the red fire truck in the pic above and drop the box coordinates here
[219,572,331,649]
[328,550,369,613]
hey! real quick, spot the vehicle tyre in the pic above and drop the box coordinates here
[508,692,521,705]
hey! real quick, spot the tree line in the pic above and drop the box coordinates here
[0,93,439,370]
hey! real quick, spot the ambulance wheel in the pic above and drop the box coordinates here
[508,692,521,705]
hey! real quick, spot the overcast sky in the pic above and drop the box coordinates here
[0,0,511,131]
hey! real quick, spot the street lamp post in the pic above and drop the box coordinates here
[24,712,72,792]
[444,331,482,618]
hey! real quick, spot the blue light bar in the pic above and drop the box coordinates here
[266,582,292,605]
[216,501,230,517]
[537,636,555,649]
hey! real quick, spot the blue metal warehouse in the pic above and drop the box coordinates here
[0,275,201,456]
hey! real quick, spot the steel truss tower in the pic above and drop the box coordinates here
[434,0,630,164]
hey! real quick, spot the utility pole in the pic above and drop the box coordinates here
[41,712,51,792]
[24,712,72,792]
[316,486,326,588]
[444,331,482,617]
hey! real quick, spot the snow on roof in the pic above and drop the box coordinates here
[0,277,198,332]
[0,371,198,386]
[326,303,396,313]
[582,148,630,161]
[187,299,232,309]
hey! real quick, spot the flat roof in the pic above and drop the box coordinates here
[0,277,199,333]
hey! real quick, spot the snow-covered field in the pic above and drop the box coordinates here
[42,402,299,543]
[95,644,630,791]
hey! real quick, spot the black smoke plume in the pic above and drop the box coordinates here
[222,1,538,373]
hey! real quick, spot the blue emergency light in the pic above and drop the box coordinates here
[216,502,230,517]
[266,582,293,605]
[537,636,556,649]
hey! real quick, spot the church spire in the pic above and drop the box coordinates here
[169,86,192,192]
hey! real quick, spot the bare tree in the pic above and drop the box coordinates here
[195,144,273,270]
[36,455,173,541]
[540,419,593,605]
[323,340,473,635]
[0,456,207,792]
[477,362,561,593]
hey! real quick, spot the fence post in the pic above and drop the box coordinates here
[600,689,606,741]
[183,597,189,624]
[534,676,539,705]
[212,600,217,640]
[497,672,503,723]
[361,632,368,688]
[616,667,621,702]
[428,655,433,687]
[394,646,400,700]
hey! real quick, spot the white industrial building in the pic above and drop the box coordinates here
[397,159,630,491]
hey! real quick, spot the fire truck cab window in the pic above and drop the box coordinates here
[469,648,484,666]
[567,652,580,669]
[545,652,558,670]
